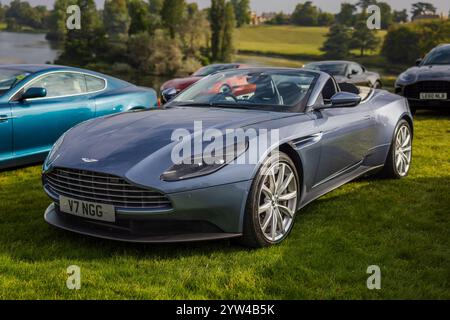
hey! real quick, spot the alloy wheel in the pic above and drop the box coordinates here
[257,162,298,242]
[394,124,412,176]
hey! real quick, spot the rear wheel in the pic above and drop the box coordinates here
[240,151,300,248]
[380,119,412,179]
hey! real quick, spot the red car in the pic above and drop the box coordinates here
[160,63,248,102]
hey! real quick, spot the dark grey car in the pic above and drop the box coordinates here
[395,44,450,113]
[304,61,382,89]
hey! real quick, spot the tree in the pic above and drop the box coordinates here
[378,2,393,29]
[127,30,184,76]
[382,25,421,63]
[127,0,151,35]
[231,0,250,28]
[411,2,436,19]
[317,11,334,26]
[46,0,69,41]
[382,20,450,63]
[56,0,104,66]
[210,0,235,62]
[103,0,130,61]
[0,3,5,23]
[103,0,130,41]
[179,3,210,62]
[291,1,319,26]
[350,20,380,56]
[149,0,164,13]
[356,0,377,11]
[5,0,48,30]
[393,9,408,23]
[210,0,225,61]
[221,1,235,62]
[161,0,185,38]
[335,3,356,26]
[267,12,289,25]
[321,24,351,59]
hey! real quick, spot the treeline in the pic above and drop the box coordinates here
[0,0,50,31]
[319,0,450,64]
[267,0,410,28]
[48,0,244,77]
[382,20,450,63]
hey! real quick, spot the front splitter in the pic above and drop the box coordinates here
[44,203,242,243]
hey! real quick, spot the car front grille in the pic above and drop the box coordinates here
[404,81,450,99]
[45,168,172,210]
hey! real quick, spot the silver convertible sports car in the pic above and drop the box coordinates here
[42,68,413,247]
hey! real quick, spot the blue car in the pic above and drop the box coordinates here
[0,64,158,169]
[42,68,413,247]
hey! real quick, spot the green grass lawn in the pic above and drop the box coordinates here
[0,112,449,299]
[236,25,386,58]
[236,25,328,56]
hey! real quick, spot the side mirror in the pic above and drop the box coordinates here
[330,92,361,108]
[161,88,178,104]
[415,58,422,66]
[22,87,47,100]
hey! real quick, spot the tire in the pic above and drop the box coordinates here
[240,151,300,248]
[380,119,412,179]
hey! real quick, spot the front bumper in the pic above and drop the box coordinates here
[396,85,450,109]
[43,180,252,243]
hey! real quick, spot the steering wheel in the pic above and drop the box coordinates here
[217,84,237,102]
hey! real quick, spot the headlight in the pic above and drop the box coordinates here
[398,72,416,83]
[45,133,66,167]
[161,141,248,181]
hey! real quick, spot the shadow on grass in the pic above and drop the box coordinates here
[0,175,448,264]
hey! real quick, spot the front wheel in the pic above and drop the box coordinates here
[240,151,300,248]
[380,119,413,179]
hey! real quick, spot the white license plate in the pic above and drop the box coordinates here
[59,196,115,222]
[420,92,447,100]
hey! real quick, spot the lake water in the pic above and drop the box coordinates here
[0,31,167,91]
[0,31,60,64]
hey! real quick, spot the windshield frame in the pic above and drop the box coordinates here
[0,68,33,96]
[304,63,348,76]
[166,68,319,113]
[192,64,238,77]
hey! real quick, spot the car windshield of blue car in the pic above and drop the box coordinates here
[192,64,237,77]
[304,63,347,76]
[422,47,450,65]
[171,70,317,110]
[0,69,31,95]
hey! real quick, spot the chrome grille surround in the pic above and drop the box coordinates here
[44,168,172,210]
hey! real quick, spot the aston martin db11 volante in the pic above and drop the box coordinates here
[42,68,413,247]
[395,44,450,113]
[304,61,382,89]
[0,64,158,169]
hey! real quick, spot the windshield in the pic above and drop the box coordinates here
[0,69,31,95]
[170,69,317,111]
[304,63,347,76]
[422,47,450,65]
[193,65,237,77]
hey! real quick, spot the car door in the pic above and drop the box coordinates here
[312,78,377,186]
[10,72,95,157]
[0,103,13,160]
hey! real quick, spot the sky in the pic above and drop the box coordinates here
[2,0,450,15]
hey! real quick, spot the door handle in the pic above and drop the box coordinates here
[363,115,373,121]
[0,115,16,122]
